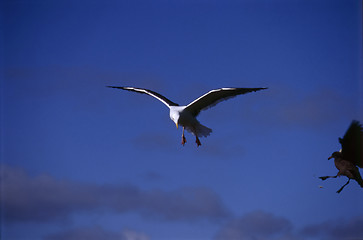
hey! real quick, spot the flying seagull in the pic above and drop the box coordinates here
[320,120,363,193]
[107,86,267,146]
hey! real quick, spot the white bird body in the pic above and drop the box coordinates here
[170,106,212,138]
[107,86,267,146]
[169,106,187,125]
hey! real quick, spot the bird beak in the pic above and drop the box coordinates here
[175,122,178,129]
[328,156,332,160]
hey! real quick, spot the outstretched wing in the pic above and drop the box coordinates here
[107,86,179,108]
[339,120,363,168]
[184,87,267,116]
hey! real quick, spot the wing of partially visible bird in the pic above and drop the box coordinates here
[184,87,268,116]
[107,86,179,108]
[339,120,363,168]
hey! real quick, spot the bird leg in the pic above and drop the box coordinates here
[191,126,201,147]
[336,178,350,193]
[181,127,187,146]
[319,175,337,181]
[195,135,201,147]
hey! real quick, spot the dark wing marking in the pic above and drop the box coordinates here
[339,120,363,168]
[184,87,268,116]
[107,86,179,108]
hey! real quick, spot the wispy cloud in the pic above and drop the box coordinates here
[142,171,164,182]
[132,132,177,150]
[1,164,230,223]
[215,210,363,240]
[4,66,168,113]
[239,85,357,130]
[3,165,363,239]
[301,216,363,240]
[44,226,150,240]
[215,210,300,240]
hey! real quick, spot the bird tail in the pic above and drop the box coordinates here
[186,123,212,138]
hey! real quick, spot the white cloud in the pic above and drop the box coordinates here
[1,164,230,223]
[301,216,363,240]
[215,210,363,240]
[215,210,299,240]
[121,228,150,240]
[44,226,150,240]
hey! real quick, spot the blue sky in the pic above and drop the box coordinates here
[1,0,362,239]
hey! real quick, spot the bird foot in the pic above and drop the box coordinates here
[319,176,337,181]
[336,187,344,194]
[336,179,350,193]
[181,135,187,146]
[195,137,201,147]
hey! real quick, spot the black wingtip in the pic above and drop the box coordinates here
[254,87,268,92]
[253,87,268,91]
[106,86,124,89]
[351,120,362,128]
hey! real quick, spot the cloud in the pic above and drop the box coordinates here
[142,171,163,182]
[4,66,168,114]
[276,89,355,127]
[132,132,176,150]
[1,164,230,223]
[214,210,300,240]
[44,226,150,240]
[301,216,363,240]
[215,210,363,240]
[120,229,150,240]
[239,85,357,130]
[3,165,363,240]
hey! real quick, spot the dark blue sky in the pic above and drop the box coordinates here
[2,0,362,239]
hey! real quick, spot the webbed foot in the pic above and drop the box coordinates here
[195,137,201,147]
[181,135,187,146]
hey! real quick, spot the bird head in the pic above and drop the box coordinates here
[328,151,342,160]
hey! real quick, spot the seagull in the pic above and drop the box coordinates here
[319,120,363,193]
[107,86,267,146]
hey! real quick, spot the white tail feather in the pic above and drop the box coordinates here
[185,123,212,138]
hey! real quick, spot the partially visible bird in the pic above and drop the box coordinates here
[320,120,363,193]
[107,86,267,146]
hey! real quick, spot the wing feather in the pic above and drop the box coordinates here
[339,120,363,168]
[185,87,267,116]
[107,86,179,108]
